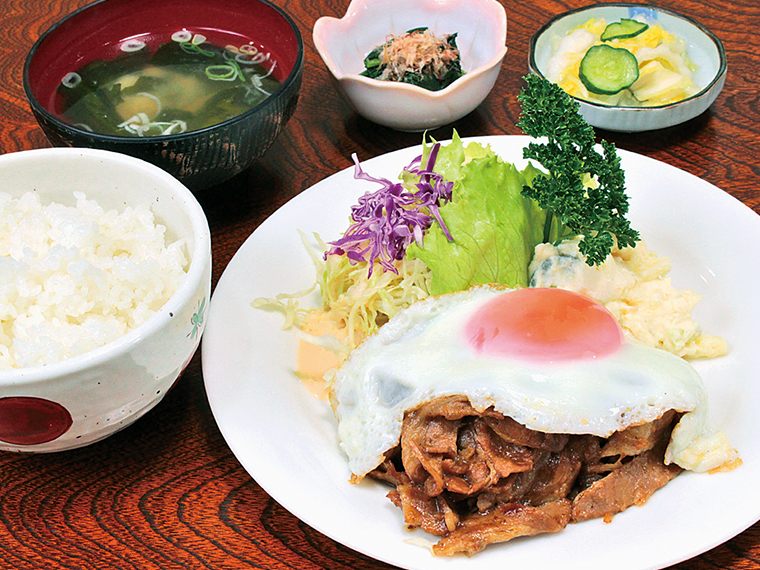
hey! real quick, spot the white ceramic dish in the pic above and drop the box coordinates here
[0,147,211,452]
[529,3,727,132]
[202,136,760,569]
[313,0,507,131]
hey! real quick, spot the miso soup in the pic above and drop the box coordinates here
[57,31,281,137]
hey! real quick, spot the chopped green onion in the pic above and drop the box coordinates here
[237,51,269,65]
[239,44,259,55]
[121,39,146,53]
[61,72,81,88]
[172,30,193,43]
[206,59,245,81]
[179,41,216,58]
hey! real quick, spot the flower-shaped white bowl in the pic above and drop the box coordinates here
[529,3,726,132]
[0,148,211,452]
[313,0,507,131]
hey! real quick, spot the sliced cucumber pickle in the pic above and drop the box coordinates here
[601,18,649,41]
[579,44,640,95]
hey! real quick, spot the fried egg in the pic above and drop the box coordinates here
[329,285,738,479]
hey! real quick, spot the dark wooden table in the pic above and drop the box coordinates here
[1,0,758,568]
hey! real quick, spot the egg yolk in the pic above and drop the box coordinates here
[464,288,624,362]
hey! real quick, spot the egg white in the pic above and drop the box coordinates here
[329,285,736,479]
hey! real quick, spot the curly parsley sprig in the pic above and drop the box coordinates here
[517,74,639,265]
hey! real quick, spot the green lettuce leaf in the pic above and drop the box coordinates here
[406,134,548,295]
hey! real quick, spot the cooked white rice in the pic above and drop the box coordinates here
[0,191,189,369]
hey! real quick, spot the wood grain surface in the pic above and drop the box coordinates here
[0,0,758,568]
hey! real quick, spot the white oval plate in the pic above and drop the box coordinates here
[202,136,760,570]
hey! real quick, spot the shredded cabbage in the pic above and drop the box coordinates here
[252,232,432,355]
[316,242,432,348]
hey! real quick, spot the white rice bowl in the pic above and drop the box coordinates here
[0,147,211,452]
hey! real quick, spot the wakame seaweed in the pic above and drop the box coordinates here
[56,33,280,137]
